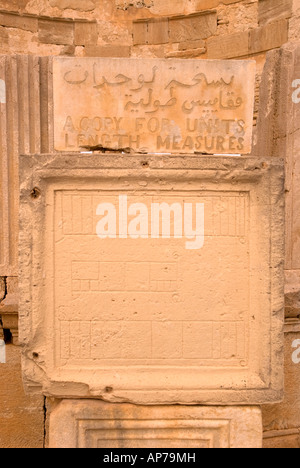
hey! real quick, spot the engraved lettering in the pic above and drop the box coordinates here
[54,58,255,154]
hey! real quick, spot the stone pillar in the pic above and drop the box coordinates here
[255,42,300,447]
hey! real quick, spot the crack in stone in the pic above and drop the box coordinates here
[80,144,132,153]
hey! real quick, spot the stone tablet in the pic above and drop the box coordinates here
[49,400,263,449]
[53,58,256,154]
[19,154,284,404]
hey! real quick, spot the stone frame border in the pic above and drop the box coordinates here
[19,154,285,404]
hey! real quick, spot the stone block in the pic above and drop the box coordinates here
[38,19,74,46]
[19,154,284,404]
[169,11,217,42]
[0,12,38,32]
[52,57,256,154]
[206,31,249,59]
[178,39,206,51]
[258,0,293,26]
[133,19,169,46]
[49,400,263,448]
[249,19,289,55]
[132,20,148,45]
[84,45,131,57]
[74,21,98,46]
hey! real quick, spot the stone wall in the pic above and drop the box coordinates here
[0,0,295,125]
[0,0,299,448]
[0,0,295,61]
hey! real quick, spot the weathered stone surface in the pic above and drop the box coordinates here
[249,19,289,55]
[169,11,217,42]
[53,57,256,154]
[285,271,300,319]
[133,18,169,45]
[74,21,98,46]
[0,55,54,277]
[289,0,300,41]
[0,344,44,448]
[49,0,97,11]
[19,154,284,404]
[0,55,45,276]
[83,45,131,57]
[0,12,38,32]
[38,19,74,46]
[207,31,249,59]
[258,0,293,26]
[263,324,300,448]
[255,43,300,271]
[49,400,262,448]
[254,42,300,447]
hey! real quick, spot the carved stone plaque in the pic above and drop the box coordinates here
[19,154,284,404]
[49,400,263,449]
[53,58,256,154]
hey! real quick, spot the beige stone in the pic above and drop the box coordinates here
[0,55,43,276]
[0,344,44,448]
[169,11,217,42]
[0,0,29,12]
[256,44,300,272]
[165,47,206,58]
[52,57,256,154]
[285,270,300,319]
[178,39,206,51]
[289,0,300,41]
[195,0,242,11]
[74,21,98,46]
[0,12,38,32]
[38,19,74,46]
[206,31,249,59]
[258,0,293,26]
[49,0,97,11]
[84,45,131,57]
[249,19,289,55]
[133,18,169,45]
[255,45,294,266]
[263,325,300,448]
[19,154,284,404]
[49,400,262,448]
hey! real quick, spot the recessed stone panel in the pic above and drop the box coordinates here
[19,154,284,404]
[49,400,263,449]
[52,57,256,154]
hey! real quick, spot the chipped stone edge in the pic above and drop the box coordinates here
[19,154,285,404]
